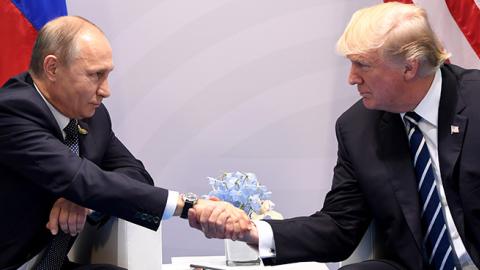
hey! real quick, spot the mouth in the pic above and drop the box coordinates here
[357,89,370,97]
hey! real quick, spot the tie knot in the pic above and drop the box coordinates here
[404,111,421,126]
[64,119,78,138]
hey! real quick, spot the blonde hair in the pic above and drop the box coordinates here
[29,16,102,76]
[336,2,450,77]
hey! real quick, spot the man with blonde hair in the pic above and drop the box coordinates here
[194,2,480,269]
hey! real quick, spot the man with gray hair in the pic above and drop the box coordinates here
[192,2,480,269]
[0,15,249,270]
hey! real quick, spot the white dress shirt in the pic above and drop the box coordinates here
[256,69,477,269]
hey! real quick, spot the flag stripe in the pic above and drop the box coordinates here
[0,0,37,85]
[0,0,67,85]
[445,0,480,59]
[10,0,67,31]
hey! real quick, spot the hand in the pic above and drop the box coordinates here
[46,197,91,236]
[188,199,252,241]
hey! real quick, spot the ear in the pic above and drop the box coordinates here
[43,55,59,81]
[403,58,419,81]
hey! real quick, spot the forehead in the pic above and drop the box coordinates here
[72,30,114,69]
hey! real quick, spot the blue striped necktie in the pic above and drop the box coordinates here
[35,119,79,270]
[404,112,456,270]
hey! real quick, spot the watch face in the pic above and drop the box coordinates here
[184,192,198,202]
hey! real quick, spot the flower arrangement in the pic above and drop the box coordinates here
[207,171,283,220]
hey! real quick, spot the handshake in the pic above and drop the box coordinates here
[44,196,261,246]
[187,198,259,245]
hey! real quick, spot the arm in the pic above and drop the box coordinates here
[0,101,167,231]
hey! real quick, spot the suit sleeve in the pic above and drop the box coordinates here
[265,118,372,265]
[0,99,167,231]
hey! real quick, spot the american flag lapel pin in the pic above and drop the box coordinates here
[450,125,459,134]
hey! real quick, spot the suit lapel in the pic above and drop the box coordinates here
[379,112,423,251]
[437,66,468,243]
[78,120,90,158]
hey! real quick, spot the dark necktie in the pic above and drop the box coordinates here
[35,119,79,270]
[404,112,456,270]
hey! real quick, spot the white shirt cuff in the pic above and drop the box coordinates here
[254,220,276,258]
[162,191,179,220]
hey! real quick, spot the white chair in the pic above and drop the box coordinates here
[340,222,383,267]
[68,218,163,269]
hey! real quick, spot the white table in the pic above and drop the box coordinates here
[163,256,331,270]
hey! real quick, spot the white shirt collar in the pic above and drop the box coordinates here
[401,68,442,126]
[33,82,71,138]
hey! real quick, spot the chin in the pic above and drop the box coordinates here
[82,110,96,119]
[362,99,377,110]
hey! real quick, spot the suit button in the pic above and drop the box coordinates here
[141,213,148,220]
[153,217,160,224]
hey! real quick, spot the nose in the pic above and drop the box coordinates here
[348,65,363,85]
[98,79,111,98]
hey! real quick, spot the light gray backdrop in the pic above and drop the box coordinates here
[67,0,479,264]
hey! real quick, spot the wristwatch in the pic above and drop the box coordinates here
[180,192,198,219]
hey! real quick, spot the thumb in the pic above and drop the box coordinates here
[188,208,201,230]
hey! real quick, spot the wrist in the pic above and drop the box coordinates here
[178,192,198,219]
[174,196,185,216]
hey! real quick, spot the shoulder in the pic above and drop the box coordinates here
[442,64,480,105]
[442,64,480,92]
[0,72,46,116]
[442,63,480,82]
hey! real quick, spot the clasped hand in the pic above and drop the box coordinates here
[187,199,258,243]
[46,197,91,236]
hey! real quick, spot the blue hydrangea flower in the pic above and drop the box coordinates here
[207,171,273,216]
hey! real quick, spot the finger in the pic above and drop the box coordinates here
[188,209,202,230]
[238,212,251,232]
[229,208,250,236]
[47,203,61,235]
[226,216,240,240]
[199,205,215,238]
[76,208,89,234]
[67,207,79,236]
[224,216,235,240]
[232,220,241,241]
[207,205,225,237]
[215,211,229,239]
[58,204,70,234]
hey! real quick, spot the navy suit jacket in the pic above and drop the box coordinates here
[0,73,169,269]
[266,64,480,269]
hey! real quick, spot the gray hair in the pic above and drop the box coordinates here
[29,16,102,76]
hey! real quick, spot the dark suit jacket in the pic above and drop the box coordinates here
[0,73,169,269]
[266,64,480,269]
